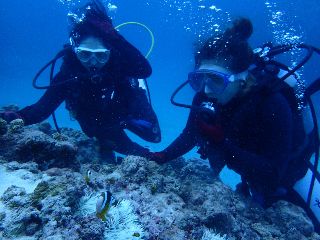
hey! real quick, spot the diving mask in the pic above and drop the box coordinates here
[188,69,248,94]
[75,46,111,64]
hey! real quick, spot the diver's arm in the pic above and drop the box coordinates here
[160,103,203,161]
[223,93,293,187]
[108,32,152,78]
[161,126,198,161]
[123,79,161,143]
[18,73,66,126]
[160,93,207,161]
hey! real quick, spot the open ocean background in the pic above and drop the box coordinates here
[0,0,319,188]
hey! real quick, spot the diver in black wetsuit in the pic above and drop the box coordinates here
[0,2,161,162]
[149,18,313,207]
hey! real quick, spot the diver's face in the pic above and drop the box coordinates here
[198,61,243,105]
[75,37,110,72]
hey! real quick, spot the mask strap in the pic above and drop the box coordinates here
[229,70,249,82]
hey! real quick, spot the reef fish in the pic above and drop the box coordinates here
[96,191,117,221]
[84,170,92,184]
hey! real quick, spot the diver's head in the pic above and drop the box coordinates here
[69,1,113,72]
[74,36,110,72]
[190,61,249,105]
[190,18,254,105]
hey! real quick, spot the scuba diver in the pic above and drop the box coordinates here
[149,18,320,231]
[0,0,161,162]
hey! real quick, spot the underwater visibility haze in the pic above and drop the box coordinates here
[0,0,320,239]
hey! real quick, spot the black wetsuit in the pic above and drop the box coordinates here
[162,84,304,204]
[18,34,161,156]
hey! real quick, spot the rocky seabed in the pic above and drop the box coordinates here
[0,119,319,240]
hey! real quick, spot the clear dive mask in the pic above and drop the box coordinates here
[188,69,248,95]
[74,46,111,64]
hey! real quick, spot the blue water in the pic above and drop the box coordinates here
[0,0,320,188]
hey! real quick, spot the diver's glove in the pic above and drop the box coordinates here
[148,152,168,165]
[0,111,22,123]
[196,120,225,144]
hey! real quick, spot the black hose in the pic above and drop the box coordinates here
[267,44,297,58]
[32,59,57,89]
[312,46,320,55]
[32,47,71,132]
[32,47,72,90]
[170,79,193,109]
[279,44,313,82]
[49,56,61,133]
[32,56,62,133]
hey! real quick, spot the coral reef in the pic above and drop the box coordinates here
[201,229,227,240]
[0,122,319,240]
[0,105,19,112]
[8,119,24,133]
[0,126,79,170]
[0,118,8,135]
[104,199,145,239]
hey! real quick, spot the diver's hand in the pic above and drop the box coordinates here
[148,152,168,165]
[0,111,22,123]
[197,119,225,144]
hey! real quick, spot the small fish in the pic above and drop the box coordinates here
[133,232,141,237]
[96,191,117,221]
[84,170,92,184]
